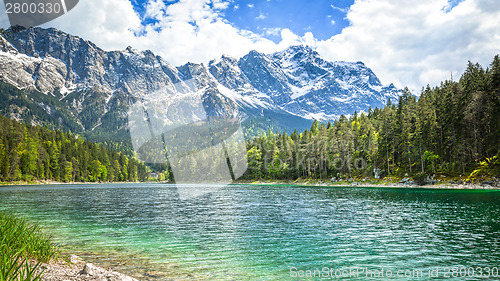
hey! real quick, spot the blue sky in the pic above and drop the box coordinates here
[128,0,466,43]
[130,0,354,42]
[0,0,497,90]
[223,0,354,42]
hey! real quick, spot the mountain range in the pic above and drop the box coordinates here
[0,25,401,144]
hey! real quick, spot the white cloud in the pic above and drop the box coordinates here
[132,0,276,64]
[317,0,500,90]
[40,0,142,51]
[145,0,167,19]
[247,4,254,8]
[1,0,498,91]
[212,0,230,10]
[331,5,348,13]
[263,27,282,36]
[27,0,315,66]
[256,13,267,20]
[27,0,263,65]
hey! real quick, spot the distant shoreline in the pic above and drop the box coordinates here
[0,180,169,186]
[2,179,498,190]
[232,179,500,190]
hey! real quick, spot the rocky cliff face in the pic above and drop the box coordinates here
[0,26,401,138]
[0,26,182,98]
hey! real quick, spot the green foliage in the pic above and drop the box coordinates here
[422,151,439,174]
[468,155,500,182]
[0,212,60,281]
[0,114,147,183]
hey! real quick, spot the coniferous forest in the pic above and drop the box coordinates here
[241,56,500,182]
[0,114,147,183]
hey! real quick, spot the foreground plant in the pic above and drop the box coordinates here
[0,212,60,281]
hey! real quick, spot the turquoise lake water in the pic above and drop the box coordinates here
[0,184,499,280]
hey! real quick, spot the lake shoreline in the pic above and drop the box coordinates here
[232,179,500,190]
[2,179,499,190]
[37,254,138,281]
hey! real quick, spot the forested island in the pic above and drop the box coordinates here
[1,56,499,185]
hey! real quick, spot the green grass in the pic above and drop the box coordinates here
[0,212,60,281]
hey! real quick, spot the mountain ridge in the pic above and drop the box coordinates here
[0,26,401,140]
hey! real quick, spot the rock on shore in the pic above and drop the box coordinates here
[38,255,138,281]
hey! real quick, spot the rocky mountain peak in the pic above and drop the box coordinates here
[0,27,401,135]
[276,45,318,60]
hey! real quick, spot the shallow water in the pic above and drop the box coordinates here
[1,184,499,280]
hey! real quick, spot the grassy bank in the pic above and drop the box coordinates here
[0,212,60,281]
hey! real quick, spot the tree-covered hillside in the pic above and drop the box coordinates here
[0,114,147,182]
[0,80,138,155]
[242,56,500,182]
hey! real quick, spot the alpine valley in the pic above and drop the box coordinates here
[0,26,401,147]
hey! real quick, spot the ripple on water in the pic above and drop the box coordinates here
[1,184,499,280]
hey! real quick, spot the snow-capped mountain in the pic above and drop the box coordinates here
[0,26,401,138]
[213,45,401,120]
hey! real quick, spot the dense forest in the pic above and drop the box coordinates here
[241,55,500,182]
[0,114,147,182]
